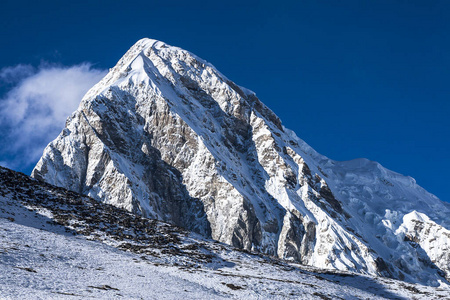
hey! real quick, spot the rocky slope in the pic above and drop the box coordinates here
[32,38,450,287]
[2,165,449,299]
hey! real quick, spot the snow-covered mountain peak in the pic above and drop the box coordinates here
[32,39,450,287]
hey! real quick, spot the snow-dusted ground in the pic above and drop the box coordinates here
[0,167,448,299]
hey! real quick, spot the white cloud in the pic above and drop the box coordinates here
[0,63,107,172]
[0,65,35,84]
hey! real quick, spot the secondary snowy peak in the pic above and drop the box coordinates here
[32,38,450,287]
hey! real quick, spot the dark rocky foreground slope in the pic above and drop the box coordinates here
[1,165,449,299]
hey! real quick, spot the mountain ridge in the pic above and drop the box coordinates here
[32,38,450,287]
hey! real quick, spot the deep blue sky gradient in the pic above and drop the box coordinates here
[1,0,449,202]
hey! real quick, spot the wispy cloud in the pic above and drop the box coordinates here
[0,63,107,173]
[0,65,35,85]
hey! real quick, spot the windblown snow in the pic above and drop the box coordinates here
[31,38,450,288]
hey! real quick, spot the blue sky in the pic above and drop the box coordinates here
[0,1,449,202]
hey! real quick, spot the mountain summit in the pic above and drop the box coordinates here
[32,38,450,287]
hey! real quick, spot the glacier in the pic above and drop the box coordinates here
[32,38,450,287]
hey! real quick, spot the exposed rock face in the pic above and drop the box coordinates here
[32,38,450,287]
